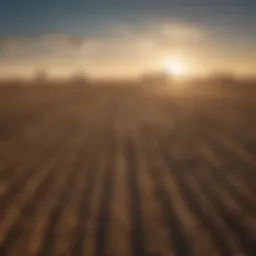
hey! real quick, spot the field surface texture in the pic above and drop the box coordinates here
[0,84,255,256]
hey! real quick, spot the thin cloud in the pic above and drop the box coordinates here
[0,21,231,78]
[40,34,92,47]
[0,34,92,52]
[0,34,94,62]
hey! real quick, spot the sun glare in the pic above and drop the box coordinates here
[164,59,186,78]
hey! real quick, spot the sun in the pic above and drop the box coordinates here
[164,59,186,78]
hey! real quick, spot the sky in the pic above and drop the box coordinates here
[0,0,255,78]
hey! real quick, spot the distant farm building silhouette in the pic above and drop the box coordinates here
[34,69,48,83]
[141,71,171,84]
[71,71,89,84]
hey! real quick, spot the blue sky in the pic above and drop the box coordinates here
[0,1,255,35]
[0,0,255,77]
